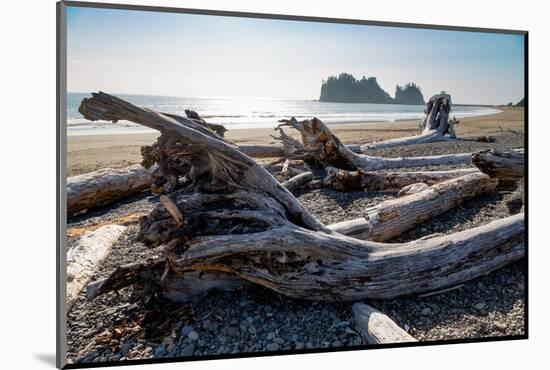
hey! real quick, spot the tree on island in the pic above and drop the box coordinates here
[515,97,524,107]
[319,73,424,104]
[394,82,425,105]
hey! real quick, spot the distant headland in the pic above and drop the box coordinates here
[319,73,425,105]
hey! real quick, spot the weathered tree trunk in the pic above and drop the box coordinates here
[79,92,524,303]
[472,149,524,184]
[67,225,126,310]
[89,213,523,302]
[323,166,479,192]
[328,172,497,241]
[397,182,429,196]
[281,172,313,192]
[238,145,285,158]
[362,94,454,150]
[352,303,417,344]
[276,116,469,171]
[67,164,155,217]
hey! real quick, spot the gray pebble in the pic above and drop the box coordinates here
[153,345,167,357]
[474,302,486,310]
[120,342,133,356]
[180,325,193,337]
[273,337,285,345]
[188,331,200,341]
[180,344,195,357]
[266,343,280,351]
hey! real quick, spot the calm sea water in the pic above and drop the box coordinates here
[67,93,501,136]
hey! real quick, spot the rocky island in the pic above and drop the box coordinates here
[320,73,425,105]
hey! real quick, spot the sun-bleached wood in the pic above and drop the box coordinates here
[79,92,524,303]
[362,95,454,150]
[397,182,430,196]
[323,166,479,192]
[67,225,126,310]
[330,172,497,241]
[67,164,154,216]
[281,171,313,192]
[472,149,524,184]
[352,303,417,344]
[276,116,469,171]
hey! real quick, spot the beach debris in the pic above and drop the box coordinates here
[322,166,478,192]
[472,148,524,185]
[78,92,524,304]
[275,116,472,172]
[67,164,154,217]
[397,182,429,197]
[281,171,313,192]
[352,303,417,344]
[66,224,126,311]
[362,92,457,150]
[328,172,498,242]
[476,135,496,143]
[67,212,147,238]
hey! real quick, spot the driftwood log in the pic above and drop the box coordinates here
[362,93,455,150]
[472,149,524,184]
[328,172,498,241]
[281,172,313,192]
[79,92,524,303]
[323,166,479,192]
[67,225,126,310]
[67,164,155,216]
[276,116,470,172]
[352,303,417,344]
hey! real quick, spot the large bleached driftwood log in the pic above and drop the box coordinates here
[276,116,470,172]
[362,93,455,150]
[79,92,524,303]
[352,303,417,344]
[472,149,524,184]
[329,172,497,241]
[67,164,155,216]
[67,225,126,310]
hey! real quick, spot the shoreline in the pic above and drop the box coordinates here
[67,107,524,176]
[67,107,503,137]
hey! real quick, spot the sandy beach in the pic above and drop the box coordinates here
[67,107,524,176]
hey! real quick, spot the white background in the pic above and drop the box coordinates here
[0,0,546,368]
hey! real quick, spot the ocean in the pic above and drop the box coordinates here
[67,93,501,136]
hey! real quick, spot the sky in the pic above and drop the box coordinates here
[66,6,525,105]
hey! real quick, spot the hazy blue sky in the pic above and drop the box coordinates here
[67,6,525,105]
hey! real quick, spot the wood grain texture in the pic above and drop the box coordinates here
[276,117,470,171]
[67,164,154,216]
[472,149,524,184]
[362,95,453,150]
[67,225,126,310]
[352,303,417,344]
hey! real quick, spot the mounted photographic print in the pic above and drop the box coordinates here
[57,1,527,368]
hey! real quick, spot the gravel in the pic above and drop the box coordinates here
[66,132,525,364]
